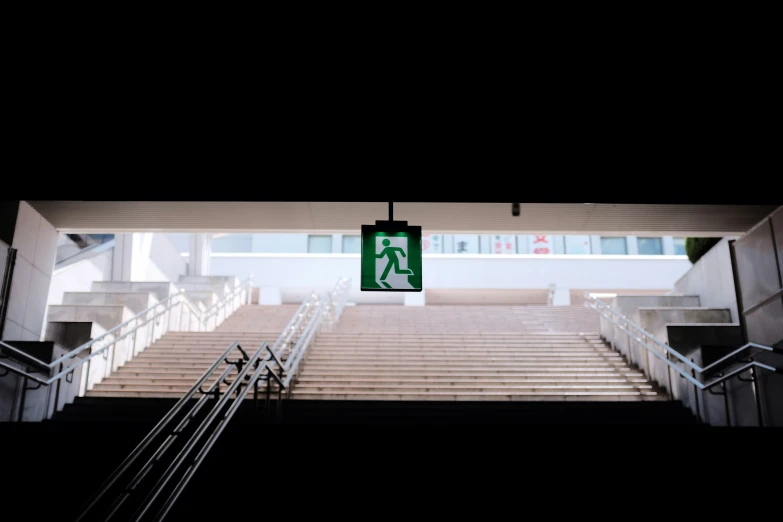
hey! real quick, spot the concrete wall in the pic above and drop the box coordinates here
[2,202,58,341]
[46,247,114,309]
[0,342,84,422]
[673,237,740,322]
[113,233,188,283]
[0,239,8,277]
[147,233,188,282]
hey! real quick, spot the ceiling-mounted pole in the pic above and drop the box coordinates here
[389,202,393,222]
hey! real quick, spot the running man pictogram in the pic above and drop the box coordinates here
[376,238,413,288]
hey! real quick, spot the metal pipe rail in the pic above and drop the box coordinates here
[74,341,251,522]
[583,292,780,426]
[150,279,352,520]
[198,275,254,327]
[74,276,351,521]
[0,278,254,420]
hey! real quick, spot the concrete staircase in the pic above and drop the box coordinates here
[293,305,664,401]
[596,294,741,424]
[87,305,300,398]
[86,303,667,402]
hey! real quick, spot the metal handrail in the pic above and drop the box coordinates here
[142,342,271,522]
[74,341,250,522]
[73,277,351,520]
[583,292,780,426]
[0,290,199,374]
[0,277,255,417]
[583,292,779,377]
[199,276,254,321]
[142,277,352,509]
[283,277,351,390]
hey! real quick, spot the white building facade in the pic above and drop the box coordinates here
[162,232,692,306]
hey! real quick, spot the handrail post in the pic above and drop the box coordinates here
[750,363,764,427]
[691,362,701,423]
[720,375,731,427]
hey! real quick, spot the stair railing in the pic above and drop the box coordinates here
[73,341,253,522]
[72,276,351,521]
[0,277,254,420]
[197,274,254,331]
[583,291,781,426]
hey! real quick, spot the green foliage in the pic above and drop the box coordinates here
[685,237,721,264]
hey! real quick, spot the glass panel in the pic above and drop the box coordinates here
[212,234,253,253]
[673,237,686,255]
[565,235,591,255]
[342,235,361,253]
[453,234,480,253]
[600,237,627,255]
[165,233,191,253]
[490,235,516,254]
[308,235,332,253]
[638,237,663,255]
[55,233,115,264]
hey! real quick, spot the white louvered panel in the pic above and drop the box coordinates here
[27,201,778,236]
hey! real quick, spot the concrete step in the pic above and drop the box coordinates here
[316,334,601,339]
[86,389,663,400]
[121,360,629,369]
[144,350,617,358]
[290,384,654,392]
[300,361,628,367]
[182,291,218,306]
[46,304,134,330]
[135,351,620,359]
[301,358,624,364]
[107,369,644,378]
[61,292,158,314]
[304,352,622,359]
[296,370,646,377]
[90,282,179,302]
[103,376,649,386]
[295,376,650,384]
[290,391,664,401]
[312,343,606,348]
[176,282,230,296]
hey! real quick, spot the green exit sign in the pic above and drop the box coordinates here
[361,221,422,292]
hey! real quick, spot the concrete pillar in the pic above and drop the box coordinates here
[517,235,530,254]
[188,234,212,276]
[111,234,133,281]
[590,236,602,255]
[258,286,282,305]
[626,236,639,255]
[552,287,571,306]
[2,202,58,341]
[553,236,566,254]
[443,235,454,254]
[331,234,342,253]
[479,235,491,254]
[404,291,426,306]
[662,236,675,255]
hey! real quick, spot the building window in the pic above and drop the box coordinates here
[342,235,361,253]
[565,235,591,255]
[600,237,627,255]
[453,235,480,254]
[307,235,332,253]
[638,237,663,255]
[212,234,253,253]
[673,237,686,256]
